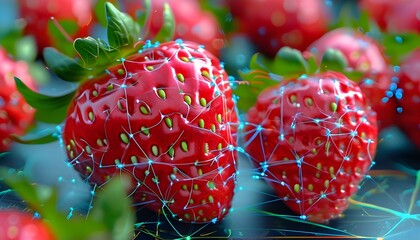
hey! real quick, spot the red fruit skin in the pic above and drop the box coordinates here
[120,0,225,56]
[63,41,238,223]
[0,210,55,240]
[17,0,94,53]
[227,0,330,57]
[308,28,388,73]
[243,71,378,222]
[0,48,36,151]
[397,49,420,147]
[359,0,420,33]
[358,69,400,130]
[308,28,394,130]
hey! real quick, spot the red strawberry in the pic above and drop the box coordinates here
[307,28,388,73]
[396,49,420,147]
[17,0,94,53]
[64,40,238,223]
[307,28,396,130]
[17,3,238,224]
[0,210,55,240]
[243,71,378,222]
[0,47,36,151]
[227,0,331,57]
[359,0,420,33]
[120,0,225,56]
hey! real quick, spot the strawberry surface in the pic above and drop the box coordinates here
[243,71,378,222]
[63,40,238,223]
[0,48,36,151]
[0,210,55,240]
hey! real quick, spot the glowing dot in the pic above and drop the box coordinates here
[88,111,95,122]
[201,70,211,79]
[117,69,125,75]
[107,84,114,91]
[146,65,154,71]
[207,181,215,190]
[216,113,222,123]
[180,56,190,62]
[208,195,214,203]
[131,156,138,164]
[308,184,313,191]
[85,145,92,154]
[168,147,175,158]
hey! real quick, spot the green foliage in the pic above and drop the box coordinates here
[0,169,135,240]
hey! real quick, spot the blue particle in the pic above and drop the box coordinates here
[175,39,184,45]
[386,90,394,98]
[381,97,389,103]
[256,125,263,132]
[105,69,111,74]
[393,66,401,73]
[395,36,403,44]
[389,82,397,91]
[211,218,218,224]
[397,107,403,113]
[363,78,374,86]
[300,215,307,220]
[395,89,403,99]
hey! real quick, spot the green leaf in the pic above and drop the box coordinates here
[90,174,135,240]
[320,48,348,72]
[271,47,308,77]
[47,19,80,57]
[105,2,140,48]
[95,0,119,27]
[154,3,175,43]
[10,132,58,145]
[234,70,279,112]
[74,37,120,68]
[138,0,152,36]
[0,22,37,61]
[15,77,75,124]
[43,47,89,82]
[0,168,108,240]
[382,33,420,65]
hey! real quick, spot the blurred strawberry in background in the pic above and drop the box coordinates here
[226,0,331,58]
[119,0,225,56]
[17,0,94,55]
[359,0,420,33]
[0,47,36,152]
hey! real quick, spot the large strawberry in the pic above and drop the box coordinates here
[396,48,420,148]
[227,0,331,57]
[16,3,238,224]
[236,48,378,223]
[117,0,225,56]
[0,210,55,240]
[17,0,94,55]
[307,28,397,130]
[0,47,36,152]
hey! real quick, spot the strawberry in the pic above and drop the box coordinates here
[16,3,238,224]
[119,0,225,56]
[359,0,420,33]
[0,210,55,240]
[307,28,397,130]
[396,48,420,148]
[17,0,94,54]
[242,71,378,222]
[227,0,331,57]
[307,28,388,74]
[0,47,36,152]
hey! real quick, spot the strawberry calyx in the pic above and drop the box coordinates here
[0,168,135,240]
[234,46,357,112]
[13,1,175,141]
